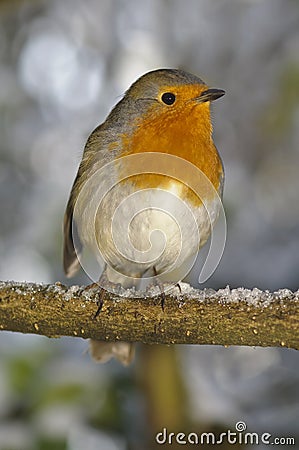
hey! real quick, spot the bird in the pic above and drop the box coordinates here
[63,68,225,365]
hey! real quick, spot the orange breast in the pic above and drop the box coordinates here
[118,101,223,207]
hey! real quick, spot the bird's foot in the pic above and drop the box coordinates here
[82,282,106,319]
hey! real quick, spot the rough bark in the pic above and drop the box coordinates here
[0,281,298,350]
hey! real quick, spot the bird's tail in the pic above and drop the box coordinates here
[89,339,135,365]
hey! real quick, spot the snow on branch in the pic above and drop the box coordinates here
[0,280,298,350]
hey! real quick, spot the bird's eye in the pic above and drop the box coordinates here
[161,92,176,105]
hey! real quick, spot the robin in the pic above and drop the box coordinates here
[63,68,225,365]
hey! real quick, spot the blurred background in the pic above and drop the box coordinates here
[0,0,299,448]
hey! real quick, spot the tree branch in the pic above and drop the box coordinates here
[0,281,298,350]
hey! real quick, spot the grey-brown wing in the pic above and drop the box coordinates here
[63,124,102,278]
[63,122,121,277]
[63,184,82,277]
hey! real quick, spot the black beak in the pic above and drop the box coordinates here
[196,88,225,103]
